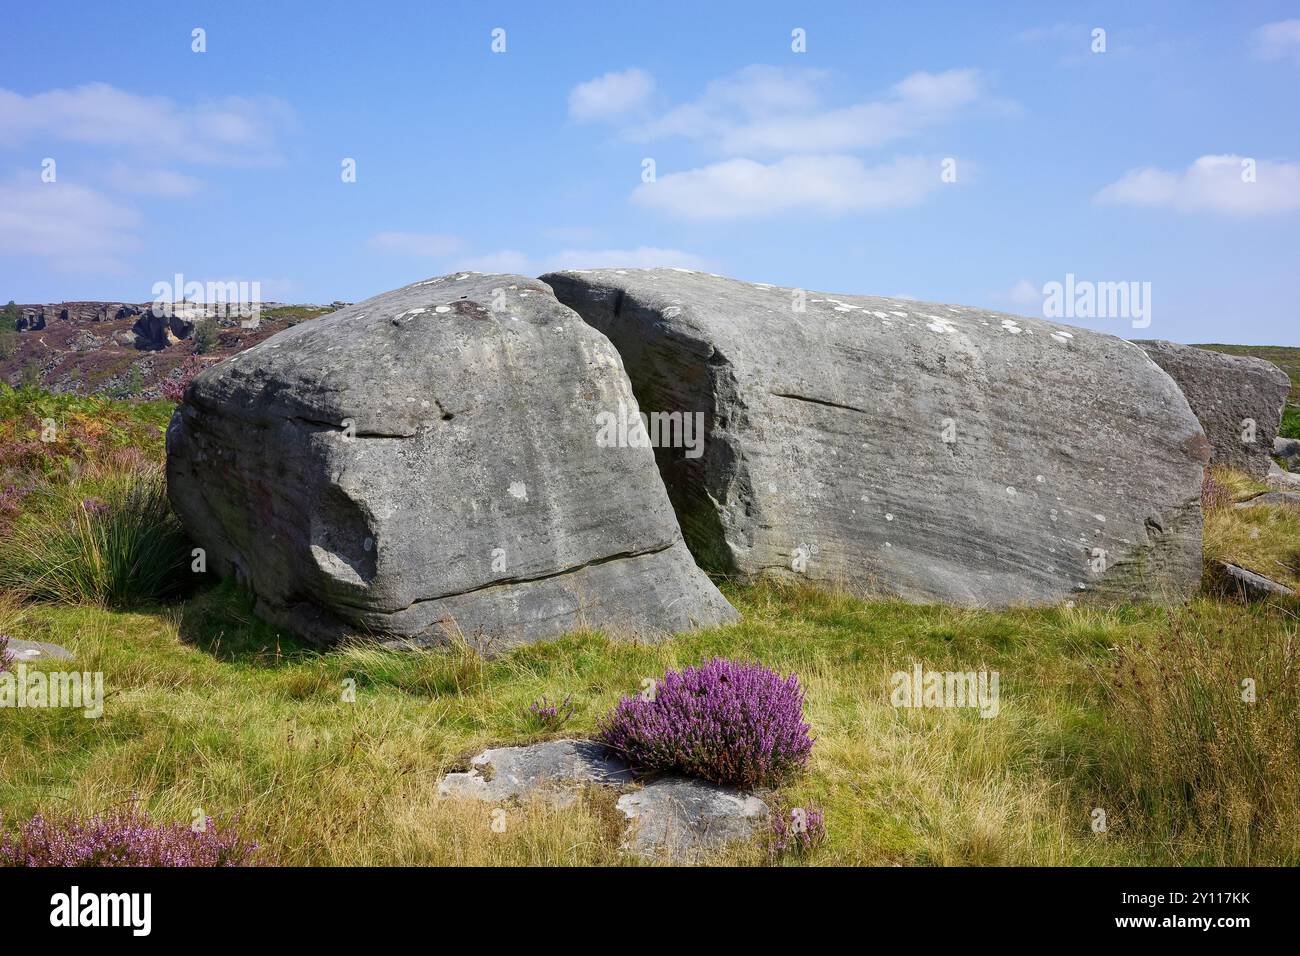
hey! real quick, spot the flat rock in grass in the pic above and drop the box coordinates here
[543,268,1208,606]
[617,778,768,863]
[1135,341,1291,479]
[1266,462,1300,491]
[1234,491,1300,510]
[166,273,736,649]
[437,739,634,807]
[1214,561,1295,601]
[6,639,74,662]
[1275,436,1300,472]
[436,738,768,861]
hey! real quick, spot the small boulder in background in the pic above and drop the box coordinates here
[1135,340,1290,479]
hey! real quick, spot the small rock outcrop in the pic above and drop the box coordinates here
[544,269,1208,607]
[1266,462,1300,491]
[1234,491,1300,511]
[131,310,195,350]
[167,273,736,649]
[437,739,769,862]
[1135,341,1290,479]
[5,639,74,662]
[1275,436,1300,473]
[1212,561,1295,601]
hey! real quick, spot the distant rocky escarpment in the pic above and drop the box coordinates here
[3,300,344,398]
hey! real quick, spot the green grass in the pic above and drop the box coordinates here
[2,579,1296,866]
[0,463,192,606]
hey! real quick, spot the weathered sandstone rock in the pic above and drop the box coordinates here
[437,738,768,862]
[1266,462,1300,491]
[167,273,736,648]
[1211,561,1295,601]
[1234,491,1300,511]
[1275,436,1300,472]
[1135,341,1290,479]
[544,269,1208,606]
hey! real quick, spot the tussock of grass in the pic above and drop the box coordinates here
[1203,467,1300,592]
[0,463,192,607]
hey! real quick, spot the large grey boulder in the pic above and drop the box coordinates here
[1134,341,1290,479]
[167,273,736,649]
[542,269,1208,606]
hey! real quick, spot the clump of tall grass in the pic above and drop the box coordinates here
[0,463,191,607]
[1094,609,1300,864]
[1202,466,1300,592]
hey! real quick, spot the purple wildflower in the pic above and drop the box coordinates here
[80,497,108,516]
[0,807,258,867]
[527,694,575,730]
[768,802,827,860]
[596,658,815,789]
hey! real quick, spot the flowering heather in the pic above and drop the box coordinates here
[527,694,575,730]
[768,802,827,860]
[161,356,206,403]
[0,808,258,867]
[596,658,814,789]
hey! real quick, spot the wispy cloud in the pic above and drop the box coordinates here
[457,246,713,275]
[568,68,654,122]
[0,171,141,273]
[1096,154,1300,216]
[633,155,947,220]
[624,65,988,155]
[368,232,467,258]
[1255,19,1300,63]
[104,164,203,197]
[0,83,294,166]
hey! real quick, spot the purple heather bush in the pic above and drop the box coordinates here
[596,658,814,789]
[0,808,258,867]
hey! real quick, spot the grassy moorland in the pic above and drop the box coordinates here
[1,383,1297,866]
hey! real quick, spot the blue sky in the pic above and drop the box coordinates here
[2,0,1298,343]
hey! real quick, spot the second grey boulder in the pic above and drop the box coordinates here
[1135,341,1290,479]
[544,268,1208,607]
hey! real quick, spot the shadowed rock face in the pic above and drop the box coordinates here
[166,273,736,648]
[1135,340,1291,480]
[543,268,1209,607]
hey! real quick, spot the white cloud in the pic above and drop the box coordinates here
[453,249,537,274]
[368,232,467,257]
[0,171,141,272]
[568,68,654,122]
[104,164,202,197]
[628,66,986,155]
[1008,279,1040,306]
[456,246,712,275]
[0,83,293,165]
[632,154,943,220]
[1095,154,1300,216]
[1256,19,1300,63]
